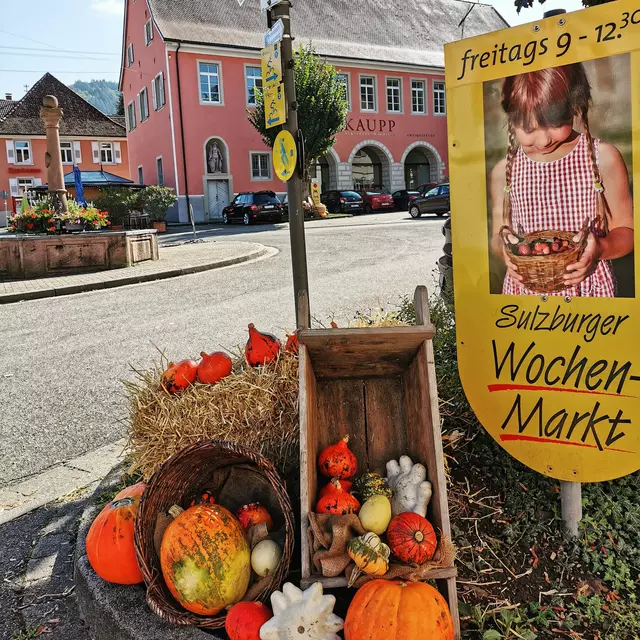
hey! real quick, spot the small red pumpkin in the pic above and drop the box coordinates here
[387,512,437,565]
[316,477,360,515]
[245,324,281,366]
[86,482,146,584]
[318,478,352,499]
[318,435,357,479]
[225,601,273,640]
[285,331,299,355]
[197,351,232,384]
[236,503,274,531]
[189,491,216,507]
[161,359,197,393]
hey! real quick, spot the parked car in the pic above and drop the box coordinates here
[416,182,437,195]
[222,191,283,225]
[360,189,395,214]
[392,189,421,211]
[321,190,363,214]
[408,183,450,218]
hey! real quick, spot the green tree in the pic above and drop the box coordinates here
[247,45,348,191]
[70,79,119,114]
[515,0,614,11]
[140,185,177,221]
[116,92,125,116]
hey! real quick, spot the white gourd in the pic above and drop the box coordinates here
[259,582,344,640]
[385,455,433,517]
[251,539,282,577]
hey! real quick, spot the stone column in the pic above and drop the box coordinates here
[39,95,68,214]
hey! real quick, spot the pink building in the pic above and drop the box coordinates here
[120,0,506,222]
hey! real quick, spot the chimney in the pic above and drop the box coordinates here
[4,93,12,101]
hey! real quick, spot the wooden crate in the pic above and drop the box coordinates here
[298,287,460,639]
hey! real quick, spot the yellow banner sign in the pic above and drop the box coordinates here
[273,130,297,181]
[261,42,282,90]
[264,83,286,129]
[311,179,321,206]
[444,0,640,482]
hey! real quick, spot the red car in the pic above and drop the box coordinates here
[360,189,394,214]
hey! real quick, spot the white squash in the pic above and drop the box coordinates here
[358,494,392,534]
[385,455,433,517]
[259,582,344,640]
[251,539,282,577]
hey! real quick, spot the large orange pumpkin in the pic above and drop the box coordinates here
[225,601,272,640]
[386,512,437,565]
[86,481,146,585]
[161,359,198,393]
[160,504,251,616]
[245,324,281,367]
[197,351,232,384]
[344,580,454,640]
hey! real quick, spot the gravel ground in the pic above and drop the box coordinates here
[0,211,446,488]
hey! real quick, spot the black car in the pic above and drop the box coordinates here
[222,191,283,225]
[408,183,450,218]
[392,189,421,211]
[321,190,363,214]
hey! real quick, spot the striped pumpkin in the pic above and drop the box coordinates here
[160,504,251,616]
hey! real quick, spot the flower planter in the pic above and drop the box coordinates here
[152,221,166,233]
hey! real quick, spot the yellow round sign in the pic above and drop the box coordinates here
[273,130,297,182]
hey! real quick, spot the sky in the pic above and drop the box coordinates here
[0,0,586,102]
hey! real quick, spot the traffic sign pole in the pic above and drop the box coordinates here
[269,0,310,329]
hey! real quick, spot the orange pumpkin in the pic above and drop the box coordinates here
[197,351,232,384]
[189,491,216,507]
[161,359,198,393]
[285,331,299,355]
[387,512,437,565]
[317,479,352,499]
[318,435,357,479]
[245,324,281,367]
[225,601,272,640]
[344,580,454,640]
[315,477,360,515]
[160,504,251,616]
[236,503,274,531]
[86,481,145,584]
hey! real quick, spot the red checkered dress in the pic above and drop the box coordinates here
[503,133,615,297]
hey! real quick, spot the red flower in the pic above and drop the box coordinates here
[48,227,56,232]
[47,219,54,224]
[26,223,34,229]
[31,213,36,218]
[106,221,111,226]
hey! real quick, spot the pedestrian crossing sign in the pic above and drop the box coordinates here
[264,83,286,129]
[273,130,297,182]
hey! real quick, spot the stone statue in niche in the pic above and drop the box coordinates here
[207,140,224,174]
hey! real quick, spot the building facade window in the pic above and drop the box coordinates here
[126,43,134,67]
[18,178,34,194]
[14,141,31,164]
[360,76,376,112]
[139,87,149,122]
[251,152,271,180]
[245,66,262,106]
[336,73,350,110]
[127,101,136,131]
[433,81,446,115]
[152,72,165,110]
[386,78,402,113]
[156,157,164,185]
[100,142,114,164]
[138,166,144,184]
[411,80,426,114]
[144,19,153,45]
[199,62,222,104]
[60,141,73,164]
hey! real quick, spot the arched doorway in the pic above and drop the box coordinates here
[404,148,431,189]
[311,149,339,193]
[351,146,391,191]
[203,137,231,220]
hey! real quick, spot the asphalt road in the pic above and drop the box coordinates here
[0,210,446,488]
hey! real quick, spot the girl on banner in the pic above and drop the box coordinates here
[490,63,633,297]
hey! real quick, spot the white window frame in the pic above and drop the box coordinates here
[336,72,351,111]
[100,142,114,164]
[17,178,35,195]
[433,79,446,116]
[198,59,224,106]
[386,76,402,114]
[411,79,427,115]
[250,151,271,181]
[152,72,165,110]
[60,141,74,165]
[127,101,137,131]
[359,75,377,113]
[126,43,134,67]
[138,87,149,122]
[156,156,164,185]
[244,64,262,107]
[14,140,32,165]
[144,19,153,45]
[138,166,144,185]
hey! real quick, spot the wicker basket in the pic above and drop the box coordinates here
[500,225,588,293]
[134,440,294,628]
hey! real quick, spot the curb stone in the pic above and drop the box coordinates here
[74,464,215,640]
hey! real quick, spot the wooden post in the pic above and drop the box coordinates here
[561,481,582,537]
[39,95,68,215]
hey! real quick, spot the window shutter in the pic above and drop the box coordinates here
[137,93,142,120]
[151,79,157,110]
[73,141,82,164]
[92,142,100,164]
[114,142,122,164]
[159,73,165,106]
[9,178,19,197]
[33,178,42,187]
[5,140,15,164]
